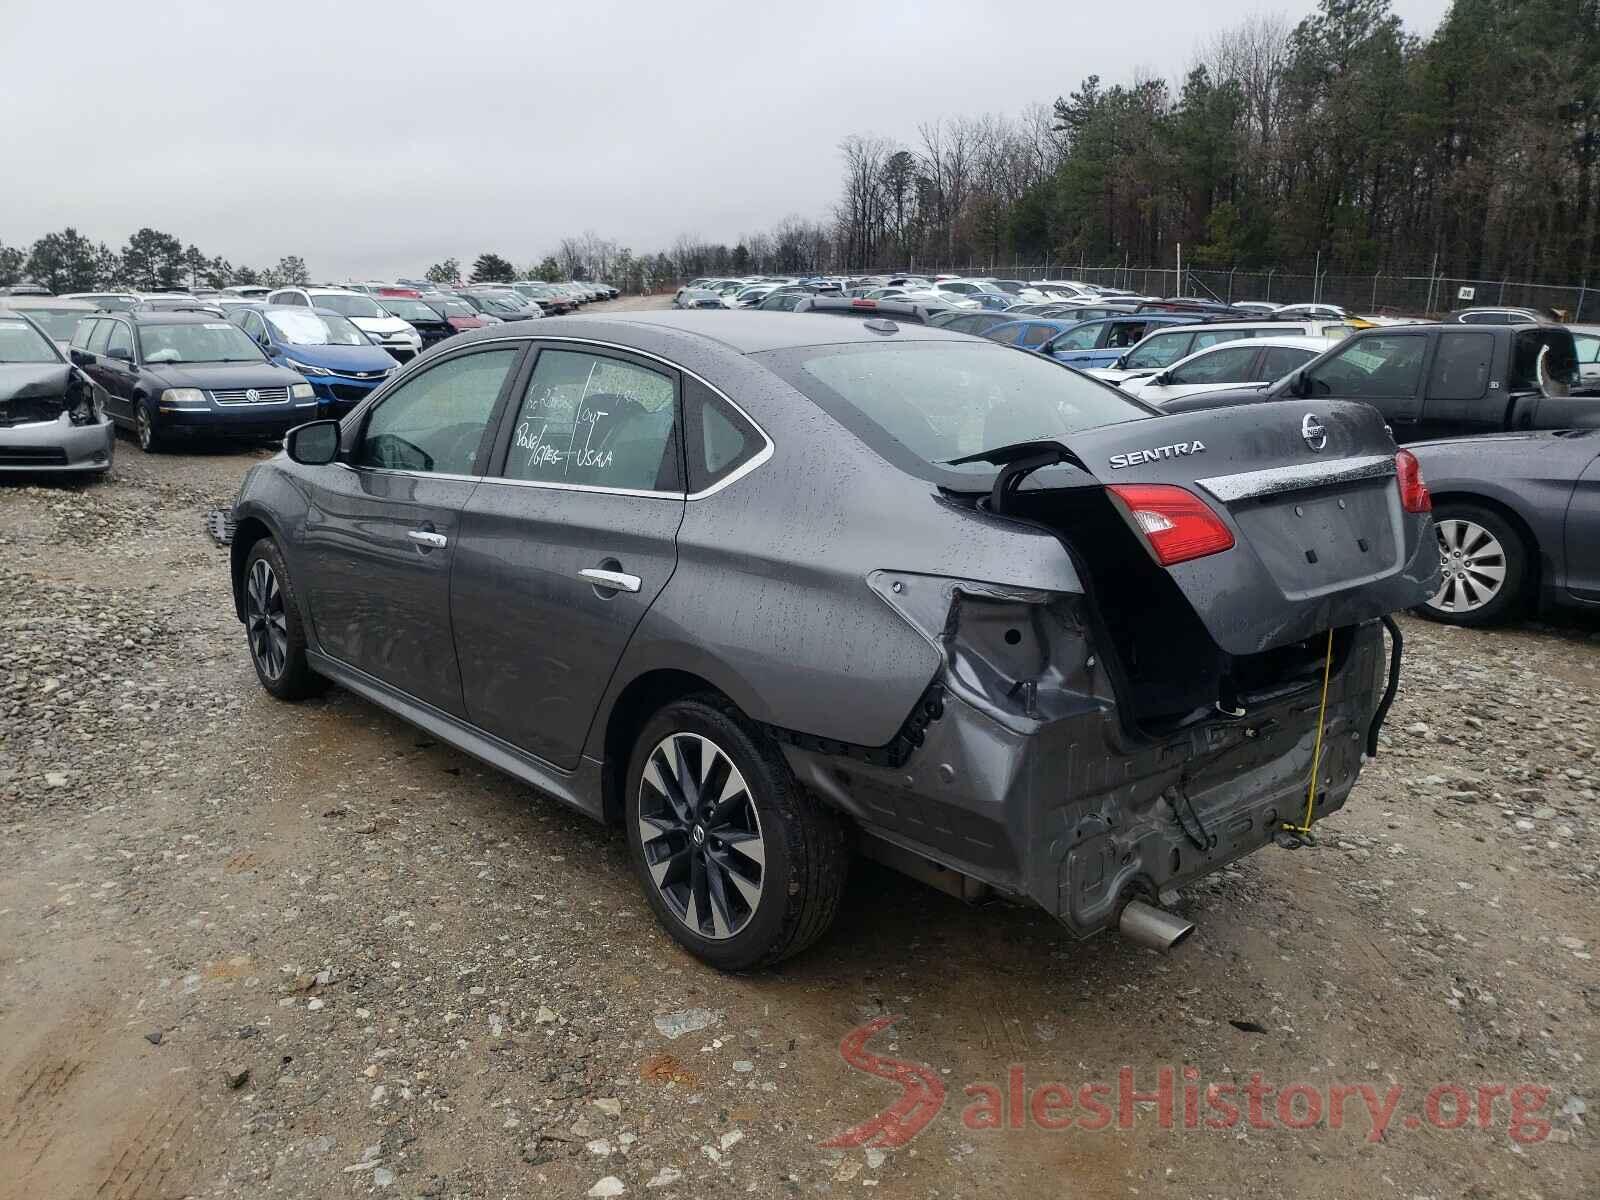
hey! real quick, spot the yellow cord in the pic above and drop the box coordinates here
[1284,627,1336,836]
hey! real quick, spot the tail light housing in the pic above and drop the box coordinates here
[1395,448,1431,513]
[1113,483,1235,569]
[1107,484,1236,566]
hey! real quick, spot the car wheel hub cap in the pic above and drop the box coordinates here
[637,733,764,941]
[245,559,289,680]
[1428,519,1507,613]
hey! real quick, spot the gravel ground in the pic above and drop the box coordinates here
[0,300,1594,1199]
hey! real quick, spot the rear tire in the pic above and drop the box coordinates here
[624,696,848,971]
[1418,503,1527,627]
[242,539,327,701]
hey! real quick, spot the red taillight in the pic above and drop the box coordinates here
[851,298,877,309]
[1395,448,1431,513]
[1107,483,1236,566]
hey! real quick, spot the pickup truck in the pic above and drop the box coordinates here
[1163,322,1595,442]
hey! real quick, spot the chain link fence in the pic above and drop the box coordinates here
[878,261,1594,321]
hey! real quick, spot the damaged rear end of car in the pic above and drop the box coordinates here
[761,338,1439,943]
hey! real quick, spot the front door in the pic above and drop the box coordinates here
[100,319,139,424]
[299,343,525,715]
[451,344,686,769]
[1300,331,1430,439]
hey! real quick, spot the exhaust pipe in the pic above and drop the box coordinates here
[1118,900,1196,952]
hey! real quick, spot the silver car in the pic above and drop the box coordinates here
[0,310,116,475]
[229,312,1437,969]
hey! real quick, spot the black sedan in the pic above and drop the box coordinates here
[1409,430,1600,625]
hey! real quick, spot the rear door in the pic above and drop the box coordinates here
[450,343,686,769]
[299,342,525,715]
[1418,330,1501,438]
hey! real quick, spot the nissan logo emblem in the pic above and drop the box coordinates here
[1301,413,1327,452]
[245,388,261,403]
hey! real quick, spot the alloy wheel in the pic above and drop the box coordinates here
[136,406,153,451]
[246,558,289,679]
[1429,519,1507,614]
[636,732,765,940]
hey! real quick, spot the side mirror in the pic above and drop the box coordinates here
[285,419,341,465]
[1287,369,1309,397]
[107,346,133,363]
[1150,371,1169,387]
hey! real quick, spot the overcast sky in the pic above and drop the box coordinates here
[4,0,1450,281]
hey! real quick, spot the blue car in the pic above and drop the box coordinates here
[1038,315,1205,369]
[981,318,1090,351]
[228,304,399,416]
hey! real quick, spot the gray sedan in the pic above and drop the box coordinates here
[0,310,116,475]
[1409,430,1600,625]
[229,312,1435,969]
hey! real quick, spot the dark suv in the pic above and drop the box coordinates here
[70,311,312,451]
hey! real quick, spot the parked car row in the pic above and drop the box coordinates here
[0,276,619,471]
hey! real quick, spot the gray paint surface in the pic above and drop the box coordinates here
[232,312,1437,937]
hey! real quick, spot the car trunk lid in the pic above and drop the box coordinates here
[963,399,1437,659]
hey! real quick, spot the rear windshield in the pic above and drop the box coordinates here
[755,341,1150,477]
[14,308,89,342]
[1511,329,1580,391]
[0,316,60,363]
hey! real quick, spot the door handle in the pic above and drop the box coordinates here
[408,529,448,549]
[579,567,641,593]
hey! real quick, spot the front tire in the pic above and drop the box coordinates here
[135,403,164,453]
[242,539,326,700]
[1419,503,1527,627]
[624,696,848,971]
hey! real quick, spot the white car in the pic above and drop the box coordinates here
[1272,302,1348,320]
[1086,320,1357,385]
[266,287,423,360]
[1120,336,1330,406]
[1570,324,1600,387]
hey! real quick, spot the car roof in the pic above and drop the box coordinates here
[0,296,99,311]
[125,310,230,325]
[445,310,980,355]
[1184,335,1330,351]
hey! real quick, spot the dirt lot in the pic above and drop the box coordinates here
[1,297,1595,1199]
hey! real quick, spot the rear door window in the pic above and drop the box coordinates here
[1190,329,1252,352]
[1427,332,1494,401]
[88,319,113,354]
[1049,323,1101,352]
[1104,322,1149,348]
[1512,329,1581,392]
[1167,344,1258,385]
[1256,346,1318,381]
[105,322,134,360]
[1122,331,1191,370]
[1018,323,1055,349]
[500,349,681,492]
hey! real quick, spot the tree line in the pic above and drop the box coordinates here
[0,226,309,293]
[826,0,1600,281]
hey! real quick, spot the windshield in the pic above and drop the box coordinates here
[381,299,439,321]
[139,322,265,364]
[756,342,1149,477]
[267,309,370,346]
[15,308,89,342]
[0,317,60,363]
[309,293,384,319]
